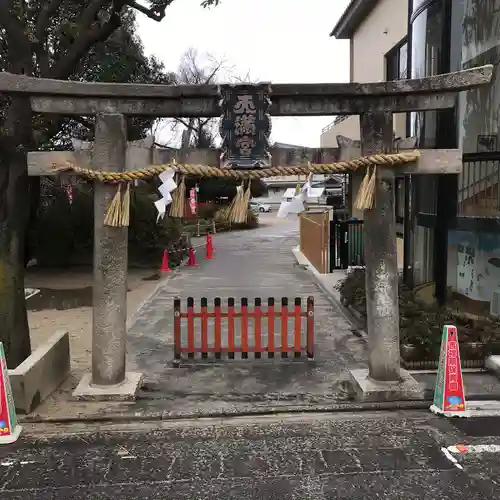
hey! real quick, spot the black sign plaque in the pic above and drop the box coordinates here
[219,83,272,168]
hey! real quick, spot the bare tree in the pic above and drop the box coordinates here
[154,48,255,149]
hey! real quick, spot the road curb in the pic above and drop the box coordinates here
[20,400,435,425]
[291,246,366,336]
[20,395,500,426]
[126,250,192,329]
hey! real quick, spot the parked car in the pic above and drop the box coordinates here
[249,201,271,213]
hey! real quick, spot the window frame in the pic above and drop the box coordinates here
[385,37,409,82]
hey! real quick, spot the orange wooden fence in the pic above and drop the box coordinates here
[299,210,329,273]
[173,296,314,361]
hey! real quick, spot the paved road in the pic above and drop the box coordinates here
[126,214,367,409]
[2,411,500,498]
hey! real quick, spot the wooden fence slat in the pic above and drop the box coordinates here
[254,297,262,359]
[174,297,181,360]
[267,297,275,358]
[228,297,235,359]
[294,297,302,357]
[307,296,315,358]
[200,297,208,358]
[241,298,249,359]
[187,297,195,358]
[281,297,289,358]
[173,296,315,362]
[214,297,222,359]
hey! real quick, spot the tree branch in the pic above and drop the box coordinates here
[199,117,212,128]
[201,0,221,6]
[36,0,65,41]
[154,141,175,149]
[124,0,175,21]
[49,7,123,79]
[0,1,31,55]
[49,0,179,80]
[79,0,112,33]
[175,118,194,130]
[32,0,67,76]
[203,59,224,84]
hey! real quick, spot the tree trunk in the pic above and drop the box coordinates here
[0,97,33,368]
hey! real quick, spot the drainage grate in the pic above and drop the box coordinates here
[450,417,500,437]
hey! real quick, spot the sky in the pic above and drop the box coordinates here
[136,0,351,148]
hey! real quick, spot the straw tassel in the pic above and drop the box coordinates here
[169,174,186,218]
[119,182,131,227]
[241,181,252,220]
[104,184,123,227]
[227,183,244,223]
[354,165,377,211]
[354,167,370,210]
[228,181,252,224]
[363,165,377,210]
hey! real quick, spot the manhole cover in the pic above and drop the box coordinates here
[450,417,500,437]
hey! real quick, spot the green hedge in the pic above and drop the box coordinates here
[35,182,188,268]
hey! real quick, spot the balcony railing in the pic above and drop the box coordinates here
[321,115,350,135]
[458,152,500,217]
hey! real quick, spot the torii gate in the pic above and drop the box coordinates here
[0,65,493,400]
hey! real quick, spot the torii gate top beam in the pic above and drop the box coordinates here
[0,65,492,117]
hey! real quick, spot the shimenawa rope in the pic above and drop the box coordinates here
[51,150,421,227]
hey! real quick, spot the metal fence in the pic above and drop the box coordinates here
[329,220,364,270]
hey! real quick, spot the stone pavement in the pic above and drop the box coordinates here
[5,411,500,498]
[21,213,500,422]
[292,247,500,402]
[125,214,367,409]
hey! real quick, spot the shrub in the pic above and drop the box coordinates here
[35,187,76,267]
[196,202,218,219]
[184,178,268,202]
[34,182,188,268]
[335,267,500,359]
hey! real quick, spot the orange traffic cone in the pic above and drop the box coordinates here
[160,249,172,273]
[205,234,215,260]
[184,247,200,267]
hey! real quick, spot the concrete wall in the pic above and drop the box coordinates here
[351,0,408,83]
[448,230,500,309]
[352,0,409,140]
[320,116,360,148]
[9,331,70,414]
[320,0,408,147]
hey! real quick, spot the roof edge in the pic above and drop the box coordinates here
[330,0,380,39]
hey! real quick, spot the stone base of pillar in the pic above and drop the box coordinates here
[349,368,424,402]
[72,372,143,401]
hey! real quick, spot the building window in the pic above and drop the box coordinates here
[385,39,408,81]
[410,0,451,148]
[387,40,408,224]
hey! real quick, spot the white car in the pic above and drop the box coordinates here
[249,201,271,213]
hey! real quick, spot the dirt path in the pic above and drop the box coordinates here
[25,268,160,378]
